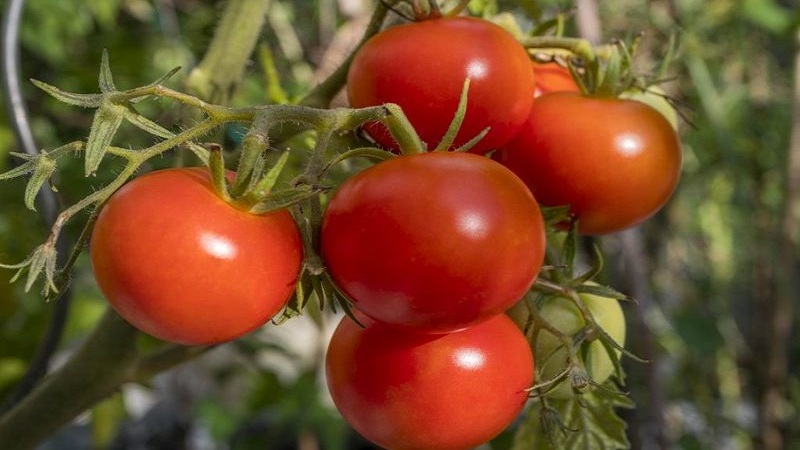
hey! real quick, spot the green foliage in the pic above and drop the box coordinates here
[513,385,633,450]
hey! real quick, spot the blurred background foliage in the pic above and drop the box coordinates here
[0,0,799,449]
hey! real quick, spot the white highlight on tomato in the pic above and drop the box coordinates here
[457,211,489,239]
[200,232,237,260]
[454,348,486,370]
[615,133,644,157]
[466,60,488,79]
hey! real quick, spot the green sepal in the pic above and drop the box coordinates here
[207,145,231,202]
[0,153,37,181]
[123,109,209,163]
[572,243,604,284]
[0,243,59,296]
[512,386,633,450]
[247,185,325,214]
[98,49,117,93]
[84,102,126,176]
[574,283,631,303]
[453,127,489,153]
[321,147,395,180]
[382,103,425,154]
[30,79,104,108]
[540,205,573,224]
[24,153,57,211]
[240,150,290,204]
[434,78,471,152]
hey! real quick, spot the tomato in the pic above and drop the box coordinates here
[532,61,580,97]
[90,168,303,345]
[321,152,546,333]
[508,288,626,398]
[494,92,682,235]
[326,314,534,450]
[347,16,534,154]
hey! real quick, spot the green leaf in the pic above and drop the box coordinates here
[84,102,126,175]
[30,79,104,108]
[513,385,633,450]
[741,0,793,35]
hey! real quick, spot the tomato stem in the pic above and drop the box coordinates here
[382,104,426,154]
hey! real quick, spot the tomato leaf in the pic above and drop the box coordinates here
[512,384,633,450]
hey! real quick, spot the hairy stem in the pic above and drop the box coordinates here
[184,0,272,103]
[0,311,139,450]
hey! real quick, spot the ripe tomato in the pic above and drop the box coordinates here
[347,16,534,154]
[321,152,546,333]
[90,168,303,345]
[532,61,580,97]
[494,92,682,235]
[326,314,534,450]
[529,289,626,398]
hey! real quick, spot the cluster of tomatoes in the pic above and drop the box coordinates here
[86,10,681,450]
[323,13,681,449]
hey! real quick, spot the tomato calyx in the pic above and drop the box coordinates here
[387,0,471,22]
[522,32,679,100]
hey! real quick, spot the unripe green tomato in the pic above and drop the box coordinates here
[508,288,626,398]
[620,86,679,131]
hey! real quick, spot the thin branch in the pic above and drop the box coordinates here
[0,0,73,413]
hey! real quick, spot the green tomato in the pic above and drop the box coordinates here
[620,86,680,131]
[508,287,626,398]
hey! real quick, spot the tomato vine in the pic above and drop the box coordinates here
[0,1,686,449]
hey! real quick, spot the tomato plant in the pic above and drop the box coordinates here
[321,151,546,333]
[326,314,534,450]
[537,290,626,398]
[494,91,682,235]
[90,167,303,345]
[347,16,534,154]
[532,61,580,97]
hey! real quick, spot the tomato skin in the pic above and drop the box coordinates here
[321,152,546,333]
[494,92,682,235]
[347,16,534,154]
[90,168,303,345]
[326,314,534,450]
[532,61,580,97]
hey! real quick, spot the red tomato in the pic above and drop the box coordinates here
[347,16,534,154]
[494,92,682,235]
[326,314,534,450]
[321,152,546,333]
[90,168,303,345]
[532,61,580,97]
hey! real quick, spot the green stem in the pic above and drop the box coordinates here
[0,309,210,450]
[184,0,272,103]
[0,310,139,450]
[300,1,394,108]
